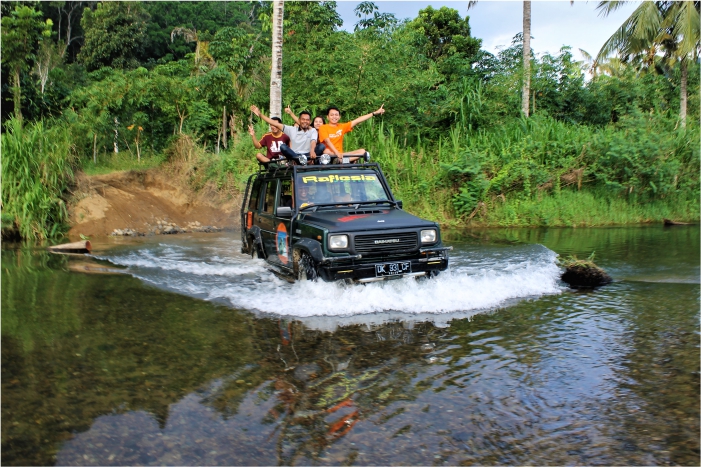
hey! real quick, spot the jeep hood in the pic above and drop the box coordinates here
[298,208,436,231]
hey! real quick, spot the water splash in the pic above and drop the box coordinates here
[96,236,563,328]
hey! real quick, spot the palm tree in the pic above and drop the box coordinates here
[579,48,630,77]
[596,1,700,128]
[468,1,532,117]
[269,0,284,118]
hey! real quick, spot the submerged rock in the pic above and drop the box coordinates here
[559,254,612,288]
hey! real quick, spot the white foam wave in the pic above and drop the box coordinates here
[97,237,563,326]
[95,250,264,277]
[208,255,561,316]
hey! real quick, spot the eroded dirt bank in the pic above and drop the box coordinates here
[68,169,242,239]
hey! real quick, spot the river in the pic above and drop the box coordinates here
[2,225,698,465]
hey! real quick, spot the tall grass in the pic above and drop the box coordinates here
[474,189,700,227]
[163,132,258,196]
[345,113,699,226]
[1,118,78,240]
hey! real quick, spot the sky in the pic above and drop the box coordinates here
[334,1,640,62]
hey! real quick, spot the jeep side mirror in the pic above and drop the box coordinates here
[396,200,403,209]
[277,206,293,218]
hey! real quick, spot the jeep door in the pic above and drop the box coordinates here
[258,178,293,268]
[258,179,278,262]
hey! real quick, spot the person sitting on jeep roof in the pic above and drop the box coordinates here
[250,105,325,164]
[319,105,385,163]
[248,117,291,165]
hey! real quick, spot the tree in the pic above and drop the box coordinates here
[522,1,531,117]
[596,1,701,127]
[468,1,532,117]
[269,0,284,118]
[354,1,398,33]
[1,5,52,121]
[40,1,90,60]
[143,1,261,63]
[78,2,150,71]
[170,27,215,72]
[34,40,64,95]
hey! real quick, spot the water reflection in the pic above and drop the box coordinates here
[2,226,699,465]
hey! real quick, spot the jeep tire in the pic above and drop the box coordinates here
[293,249,318,281]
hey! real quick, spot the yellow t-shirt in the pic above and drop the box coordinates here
[319,122,352,153]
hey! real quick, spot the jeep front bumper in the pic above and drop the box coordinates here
[316,246,452,282]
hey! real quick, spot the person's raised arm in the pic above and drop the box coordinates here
[350,104,385,128]
[248,125,263,149]
[284,106,300,126]
[250,105,284,131]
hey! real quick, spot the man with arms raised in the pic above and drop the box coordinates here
[251,105,322,164]
[319,105,385,163]
[248,117,290,165]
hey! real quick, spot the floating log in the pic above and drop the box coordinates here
[68,261,124,275]
[47,240,91,254]
[663,218,691,226]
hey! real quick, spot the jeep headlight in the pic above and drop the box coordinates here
[329,234,348,250]
[420,229,437,244]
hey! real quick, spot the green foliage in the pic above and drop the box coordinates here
[78,2,150,71]
[143,1,262,64]
[1,5,53,119]
[588,111,699,200]
[409,6,481,63]
[1,118,77,240]
[3,1,699,236]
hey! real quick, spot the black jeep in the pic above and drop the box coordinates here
[240,162,451,283]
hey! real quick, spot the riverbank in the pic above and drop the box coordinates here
[66,168,241,239]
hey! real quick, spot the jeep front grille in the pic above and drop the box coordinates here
[354,232,418,254]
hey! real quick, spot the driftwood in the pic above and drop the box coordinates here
[663,218,692,226]
[47,240,91,254]
[68,261,124,275]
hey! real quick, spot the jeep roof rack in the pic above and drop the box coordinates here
[258,161,380,174]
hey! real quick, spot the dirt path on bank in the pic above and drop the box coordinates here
[68,169,242,239]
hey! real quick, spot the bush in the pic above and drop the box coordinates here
[1,118,77,239]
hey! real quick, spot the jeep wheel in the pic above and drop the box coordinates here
[293,250,318,281]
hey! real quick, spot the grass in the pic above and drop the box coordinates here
[1,118,77,240]
[472,189,700,227]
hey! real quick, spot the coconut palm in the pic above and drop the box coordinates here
[468,1,532,117]
[269,0,284,118]
[596,1,700,127]
[579,48,630,77]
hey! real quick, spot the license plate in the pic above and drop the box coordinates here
[375,261,411,277]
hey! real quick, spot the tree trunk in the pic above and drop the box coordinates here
[269,0,284,118]
[222,106,228,149]
[522,0,531,118]
[114,117,119,153]
[12,69,22,122]
[680,57,687,129]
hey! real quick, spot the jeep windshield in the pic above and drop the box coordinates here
[295,171,390,208]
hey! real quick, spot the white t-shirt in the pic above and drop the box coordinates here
[283,126,318,154]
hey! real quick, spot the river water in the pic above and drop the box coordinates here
[2,226,698,465]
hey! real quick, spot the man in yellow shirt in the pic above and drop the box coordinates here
[318,105,385,163]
